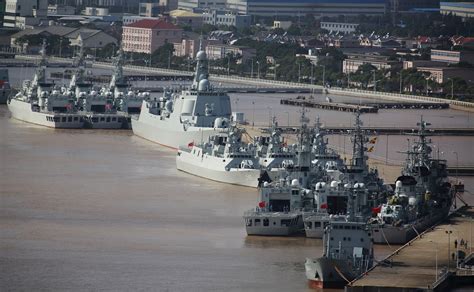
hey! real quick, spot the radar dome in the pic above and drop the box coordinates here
[198,79,210,91]
[196,50,207,61]
[395,180,403,188]
[330,181,338,188]
[291,179,299,187]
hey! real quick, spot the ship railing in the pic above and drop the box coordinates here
[243,210,302,217]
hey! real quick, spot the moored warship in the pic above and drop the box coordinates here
[176,123,263,188]
[132,45,231,148]
[370,117,458,244]
[7,40,84,128]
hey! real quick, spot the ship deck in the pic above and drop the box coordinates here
[346,206,474,292]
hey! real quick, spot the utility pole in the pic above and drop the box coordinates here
[251,58,254,78]
[311,63,314,85]
[298,61,301,83]
[399,70,403,93]
[257,60,260,79]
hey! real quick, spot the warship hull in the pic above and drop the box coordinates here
[305,257,359,289]
[176,150,261,188]
[132,115,225,149]
[84,113,124,129]
[244,212,304,236]
[8,99,84,128]
[372,206,450,244]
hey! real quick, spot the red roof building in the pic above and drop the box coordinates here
[122,19,183,54]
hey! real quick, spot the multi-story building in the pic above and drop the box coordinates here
[170,9,203,29]
[417,66,474,84]
[431,49,474,65]
[122,19,183,54]
[47,4,76,15]
[202,10,251,28]
[441,2,474,18]
[3,0,48,29]
[178,0,226,12]
[205,44,256,63]
[388,0,439,13]
[122,15,158,26]
[321,22,359,34]
[343,53,401,73]
[226,0,387,17]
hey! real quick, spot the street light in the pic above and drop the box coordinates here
[252,101,255,128]
[256,60,260,79]
[297,61,301,83]
[446,229,453,270]
[448,78,454,99]
[429,240,438,281]
[251,58,254,78]
[311,63,314,85]
[399,71,403,94]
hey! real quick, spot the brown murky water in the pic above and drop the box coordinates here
[1,70,473,291]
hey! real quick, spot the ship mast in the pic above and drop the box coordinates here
[109,45,125,90]
[349,109,368,171]
[192,39,209,90]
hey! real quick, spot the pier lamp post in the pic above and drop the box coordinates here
[256,61,260,79]
[311,63,314,85]
[252,101,255,128]
[446,229,453,269]
[452,151,459,184]
[251,58,254,78]
[429,240,438,281]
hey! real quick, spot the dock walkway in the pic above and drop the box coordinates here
[346,207,474,292]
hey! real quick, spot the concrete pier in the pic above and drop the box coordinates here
[346,207,474,292]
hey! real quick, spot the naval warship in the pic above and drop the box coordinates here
[68,44,123,129]
[305,187,374,288]
[244,177,314,236]
[370,118,458,244]
[8,40,84,128]
[176,123,264,188]
[132,46,231,148]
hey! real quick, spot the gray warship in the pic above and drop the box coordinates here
[305,188,374,289]
[370,117,458,244]
[8,40,84,128]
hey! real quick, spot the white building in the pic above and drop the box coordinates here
[321,22,359,34]
[4,0,48,29]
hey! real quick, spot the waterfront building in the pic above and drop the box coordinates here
[179,0,387,17]
[206,44,256,63]
[431,49,474,65]
[3,0,48,29]
[170,9,203,28]
[320,22,359,34]
[122,19,182,54]
[343,53,401,74]
[440,1,474,18]
[202,10,251,28]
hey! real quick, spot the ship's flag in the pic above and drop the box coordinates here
[320,203,328,209]
[258,201,266,208]
[66,103,73,111]
[188,141,194,148]
[372,206,382,214]
[369,137,377,144]
[105,103,112,111]
[367,146,374,152]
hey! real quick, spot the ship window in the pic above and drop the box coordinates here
[314,222,321,228]
[281,219,292,227]
[246,219,252,226]
[54,117,60,122]
[306,222,312,229]
[361,238,364,242]
[330,237,334,240]
[62,117,66,122]
[92,117,98,123]
[74,117,78,121]
[344,226,351,230]
[348,237,351,241]
[100,117,105,122]
[368,233,371,237]
[343,237,346,241]
[292,190,298,195]
[254,219,261,226]
[68,117,72,122]
[263,218,269,226]
[112,117,116,121]
[106,117,111,122]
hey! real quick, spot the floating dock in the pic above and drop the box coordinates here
[281,97,449,113]
[346,206,474,292]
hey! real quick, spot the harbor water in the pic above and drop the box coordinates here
[1,66,473,291]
